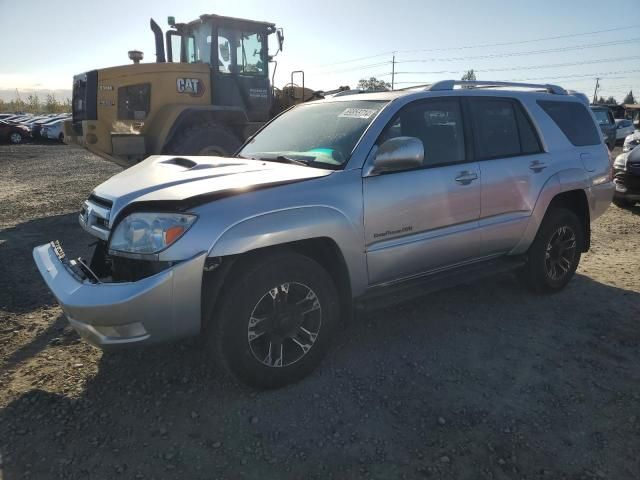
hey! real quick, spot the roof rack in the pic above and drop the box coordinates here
[425,80,567,95]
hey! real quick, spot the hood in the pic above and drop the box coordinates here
[93,155,333,224]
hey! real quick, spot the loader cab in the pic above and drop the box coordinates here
[164,14,281,123]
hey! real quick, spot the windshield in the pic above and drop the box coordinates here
[239,100,388,168]
[186,23,212,64]
[592,109,612,125]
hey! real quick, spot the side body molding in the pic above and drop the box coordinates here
[208,206,368,296]
[510,168,589,255]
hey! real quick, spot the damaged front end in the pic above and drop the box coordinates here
[32,237,206,348]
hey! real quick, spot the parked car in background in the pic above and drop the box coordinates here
[31,115,70,139]
[624,131,640,153]
[590,105,616,150]
[0,120,31,144]
[615,119,635,142]
[613,145,640,207]
[41,119,65,141]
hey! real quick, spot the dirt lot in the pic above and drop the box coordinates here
[1,144,639,480]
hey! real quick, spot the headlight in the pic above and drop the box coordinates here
[109,212,197,255]
[613,154,627,171]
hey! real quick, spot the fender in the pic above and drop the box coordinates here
[510,168,589,255]
[208,206,368,297]
[145,105,249,154]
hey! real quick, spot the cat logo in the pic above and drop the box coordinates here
[176,78,205,97]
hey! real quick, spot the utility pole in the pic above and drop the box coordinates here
[592,78,600,104]
[391,53,396,91]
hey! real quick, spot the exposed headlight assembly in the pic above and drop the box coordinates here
[109,212,197,257]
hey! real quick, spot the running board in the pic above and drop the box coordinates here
[355,256,526,311]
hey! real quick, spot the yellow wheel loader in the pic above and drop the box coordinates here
[64,14,348,167]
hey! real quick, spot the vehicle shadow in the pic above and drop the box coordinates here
[0,213,95,313]
[1,272,639,479]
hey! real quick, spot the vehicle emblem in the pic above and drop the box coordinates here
[176,78,205,97]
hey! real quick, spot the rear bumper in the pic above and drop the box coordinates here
[33,242,206,348]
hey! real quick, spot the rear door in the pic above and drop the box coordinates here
[363,97,482,285]
[466,97,546,257]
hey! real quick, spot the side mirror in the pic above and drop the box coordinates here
[369,137,424,175]
[276,28,284,52]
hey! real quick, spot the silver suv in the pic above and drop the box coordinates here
[34,80,614,388]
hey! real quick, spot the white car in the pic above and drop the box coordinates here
[41,120,65,141]
[623,131,640,152]
[615,119,635,141]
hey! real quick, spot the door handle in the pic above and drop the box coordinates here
[455,171,478,185]
[529,160,547,172]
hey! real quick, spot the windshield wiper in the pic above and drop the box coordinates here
[255,155,308,167]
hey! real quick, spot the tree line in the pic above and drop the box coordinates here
[0,93,71,114]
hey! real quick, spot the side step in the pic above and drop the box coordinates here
[355,256,526,311]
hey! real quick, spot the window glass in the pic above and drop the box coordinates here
[237,32,265,75]
[188,23,212,63]
[218,30,232,73]
[217,29,265,75]
[515,105,542,154]
[118,84,150,120]
[538,101,601,146]
[592,109,612,125]
[168,34,181,62]
[469,99,520,159]
[379,99,466,166]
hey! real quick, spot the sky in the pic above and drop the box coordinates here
[0,0,638,101]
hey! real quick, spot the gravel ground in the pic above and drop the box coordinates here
[1,144,639,480]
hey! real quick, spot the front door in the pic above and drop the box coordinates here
[363,98,482,285]
[213,28,271,122]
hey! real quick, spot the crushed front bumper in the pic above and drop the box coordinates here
[33,242,206,348]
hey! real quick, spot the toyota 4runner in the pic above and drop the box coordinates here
[34,80,614,389]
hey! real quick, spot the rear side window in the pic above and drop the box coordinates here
[468,98,542,159]
[537,100,601,146]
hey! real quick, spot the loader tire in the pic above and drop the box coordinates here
[165,123,241,157]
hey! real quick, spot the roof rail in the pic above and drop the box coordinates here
[426,80,567,95]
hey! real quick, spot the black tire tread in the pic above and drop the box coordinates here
[165,122,241,156]
[207,251,339,389]
[522,207,583,294]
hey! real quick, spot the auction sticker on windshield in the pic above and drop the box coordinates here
[339,108,378,119]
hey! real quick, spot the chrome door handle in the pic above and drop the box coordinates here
[529,160,547,172]
[455,171,478,185]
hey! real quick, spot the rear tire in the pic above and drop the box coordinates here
[9,132,23,144]
[165,123,241,156]
[521,207,583,293]
[207,252,340,389]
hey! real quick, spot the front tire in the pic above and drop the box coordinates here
[521,208,583,293]
[208,252,340,389]
[165,123,241,156]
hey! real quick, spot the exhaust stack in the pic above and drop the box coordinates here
[150,18,166,63]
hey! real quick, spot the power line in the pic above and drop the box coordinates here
[395,37,640,64]
[397,25,640,54]
[383,55,640,77]
[309,24,639,68]
[392,69,640,85]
